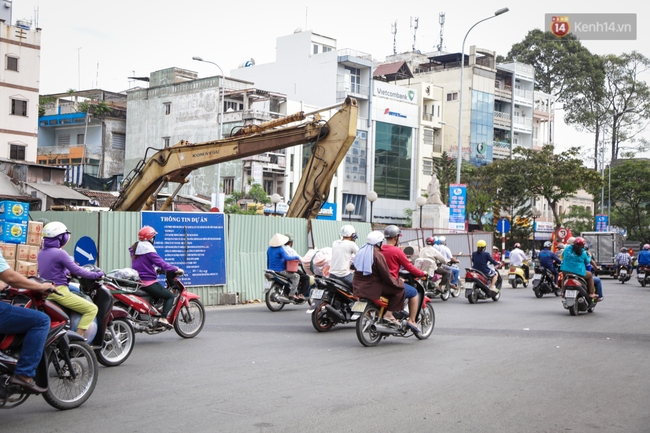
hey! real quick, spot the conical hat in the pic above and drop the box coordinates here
[269,233,289,247]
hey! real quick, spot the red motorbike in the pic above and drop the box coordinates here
[464,263,503,303]
[104,269,205,338]
[0,284,98,410]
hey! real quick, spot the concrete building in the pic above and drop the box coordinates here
[0,13,40,163]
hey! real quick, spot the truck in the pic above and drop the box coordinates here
[110,97,358,218]
[580,231,626,277]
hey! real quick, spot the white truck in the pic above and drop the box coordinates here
[580,231,626,277]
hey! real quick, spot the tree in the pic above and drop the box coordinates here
[461,163,497,231]
[247,184,270,204]
[608,159,650,243]
[563,205,595,235]
[490,166,533,247]
[433,151,456,205]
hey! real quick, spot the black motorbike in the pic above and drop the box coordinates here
[617,265,631,284]
[307,276,357,332]
[532,266,561,298]
[637,265,649,287]
[263,269,312,312]
[561,273,597,316]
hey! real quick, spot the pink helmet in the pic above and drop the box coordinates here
[644,244,650,250]
[514,243,521,249]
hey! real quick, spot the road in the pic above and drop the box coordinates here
[3,277,649,433]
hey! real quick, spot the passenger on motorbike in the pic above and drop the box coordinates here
[437,236,460,287]
[471,240,500,293]
[419,237,453,291]
[267,233,303,299]
[492,246,503,267]
[381,225,424,333]
[637,244,650,274]
[130,226,183,327]
[0,255,55,394]
[352,231,406,325]
[560,237,603,301]
[538,241,562,287]
[282,233,311,298]
[37,222,102,337]
[329,225,359,287]
[614,248,633,277]
[509,243,530,279]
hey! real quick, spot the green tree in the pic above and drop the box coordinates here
[608,159,650,243]
[461,163,497,231]
[490,166,533,247]
[563,205,595,235]
[247,183,270,204]
[433,151,456,205]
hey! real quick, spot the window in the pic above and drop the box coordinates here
[345,66,361,94]
[223,177,235,195]
[423,127,434,146]
[57,134,70,146]
[38,160,47,165]
[58,158,70,164]
[323,46,332,52]
[77,133,85,144]
[422,158,433,176]
[6,56,18,71]
[290,154,294,172]
[112,133,126,149]
[313,44,319,54]
[344,130,368,184]
[71,158,83,164]
[164,102,171,115]
[446,92,458,102]
[374,122,412,200]
[9,144,25,161]
[11,99,28,116]
[163,137,170,148]
[263,179,273,195]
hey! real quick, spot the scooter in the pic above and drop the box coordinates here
[414,258,449,301]
[464,263,503,303]
[263,267,314,312]
[307,275,357,332]
[561,273,597,316]
[616,265,631,284]
[532,265,561,298]
[508,262,530,288]
[638,265,649,287]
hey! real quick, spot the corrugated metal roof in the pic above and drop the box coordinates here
[26,183,90,200]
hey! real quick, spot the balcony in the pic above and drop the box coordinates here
[494,83,512,101]
[493,111,511,129]
[336,81,370,101]
[513,115,533,128]
[337,49,373,68]
[513,88,534,106]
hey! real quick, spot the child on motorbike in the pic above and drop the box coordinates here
[130,226,183,328]
[471,240,500,293]
[37,222,103,338]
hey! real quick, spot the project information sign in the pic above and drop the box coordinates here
[142,212,226,286]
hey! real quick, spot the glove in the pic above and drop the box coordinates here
[176,268,184,276]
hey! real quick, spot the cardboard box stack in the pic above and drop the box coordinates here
[0,201,42,276]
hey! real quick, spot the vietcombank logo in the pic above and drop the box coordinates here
[408,90,415,101]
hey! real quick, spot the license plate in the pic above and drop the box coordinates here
[620,270,627,275]
[533,274,541,280]
[351,301,367,312]
[508,274,515,280]
[263,280,272,290]
[464,282,474,290]
[310,289,324,300]
[565,289,577,298]
[638,273,645,279]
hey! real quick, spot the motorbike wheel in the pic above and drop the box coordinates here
[43,340,98,410]
[534,287,543,298]
[491,290,501,302]
[415,303,435,340]
[265,284,286,312]
[174,299,206,338]
[554,290,561,297]
[510,279,518,289]
[569,299,580,316]
[440,288,450,301]
[97,318,135,367]
[311,302,335,332]
[356,304,383,347]
[450,286,460,298]
[467,289,478,304]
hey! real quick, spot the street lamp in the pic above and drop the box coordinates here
[346,203,355,222]
[531,206,542,258]
[271,193,281,216]
[456,7,509,184]
[416,196,427,228]
[499,209,509,262]
[192,56,226,209]
[366,191,378,226]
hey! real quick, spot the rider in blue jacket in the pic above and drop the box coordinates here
[538,241,561,287]
[638,244,650,274]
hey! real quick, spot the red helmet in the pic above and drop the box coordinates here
[138,226,157,241]
[573,237,586,248]
[426,236,435,245]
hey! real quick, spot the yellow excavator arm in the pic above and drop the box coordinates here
[111,97,357,215]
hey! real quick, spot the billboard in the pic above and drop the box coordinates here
[448,184,467,231]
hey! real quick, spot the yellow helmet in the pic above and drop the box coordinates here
[477,240,487,248]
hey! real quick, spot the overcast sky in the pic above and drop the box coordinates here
[11,0,649,162]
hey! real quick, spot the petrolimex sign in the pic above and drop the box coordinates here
[373,81,417,105]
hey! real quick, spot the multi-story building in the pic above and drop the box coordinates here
[0,13,40,163]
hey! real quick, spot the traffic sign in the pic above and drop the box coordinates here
[498,218,511,233]
[74,236,97,266]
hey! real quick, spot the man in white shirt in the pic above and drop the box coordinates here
[437,236,460,287]
[329,225,359,286]
[509,243,530,279]
[419,237,453,290]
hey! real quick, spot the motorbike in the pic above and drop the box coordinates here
[68,265,135,367]
[561,273,597,316]
[532,266,561,298]
[0,284,98,410]
[307,276,357,332]
[464,263,503,303]
[414,258,451,301]
[105,269,205,338]
[351,271,435,347]
[508,262,530,288]
[637,265,649,287]
[617,265,631,284]
[263,267,314,312]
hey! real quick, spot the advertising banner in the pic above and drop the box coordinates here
[142,212,226,286]
[595,214,608,232]
[448,184,467,231]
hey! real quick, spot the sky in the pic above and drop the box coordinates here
[10,0,650,163]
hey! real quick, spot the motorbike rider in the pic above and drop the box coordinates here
[471,240,500,293]
[509,243,530,279]
[329,225,359,287]
[37,222,102,338]
[0,255,55,394]
[130,226,183,327]
[637,244,650,275]
[283,233,311,298]
[352,231,405,325]
[492,246,503,267]
[381,225,424,333]
[538,241,562,287]
[419,237,453,291]
[560,237,603,301]
[437,236,461,287]
[614,247,633,277]
[267,233,303,299]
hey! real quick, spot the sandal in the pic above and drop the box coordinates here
[383,317,400,326]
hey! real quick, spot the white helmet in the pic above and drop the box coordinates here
[439,236,447,245]
[43,221,70,238]
[566,237,575,245]
[366,231,385,247]
[340,225,356,238]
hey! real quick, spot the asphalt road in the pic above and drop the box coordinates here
[3,277,649,433]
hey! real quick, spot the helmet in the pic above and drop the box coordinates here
[556,243,565,250]
[492,246,499,250]
[439,236,447,245]
[138,226,158,242]
[434,236,441,245]
[644,244,650,250]
[340,225,356,238]
[567,237,575,245]
[514,243,521,249]
[383,225,401,239]
[43,222,70,238]
[620,247,627,252]
[544,241,552,249]
[477,240,487,248]
[366,231,385,247]
[573,237,586,248]
[284,233,294,243]
[426,236,435,245]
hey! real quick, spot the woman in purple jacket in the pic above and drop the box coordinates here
[129,226,183,328]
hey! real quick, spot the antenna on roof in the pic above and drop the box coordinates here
[391,21,397,55]
[437,13,446,52]
[411,17,419,52]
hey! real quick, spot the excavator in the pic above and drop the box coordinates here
[110,97,358,219]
